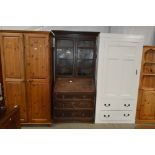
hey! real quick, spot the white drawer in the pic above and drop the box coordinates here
[100,99,134,110]
[99,111,134,121]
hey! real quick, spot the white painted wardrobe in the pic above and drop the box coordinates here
[95,33,144,123]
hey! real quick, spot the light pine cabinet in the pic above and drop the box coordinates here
[137,46,155,123]
[95,33,144,123]
[0,31,52,125]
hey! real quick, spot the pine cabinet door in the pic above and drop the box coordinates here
[139,91,155,120]
[27,82,51,123]
[24,33,51,123]
[0,33,27,122]
[5,81,27,122]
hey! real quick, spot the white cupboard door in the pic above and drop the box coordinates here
[95,35,143,123]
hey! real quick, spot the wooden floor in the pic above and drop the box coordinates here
[21,123,155,129]
[22,123,135,129]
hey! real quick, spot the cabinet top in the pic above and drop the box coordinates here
[54,77,95,93]
[52,30,99,39]
[0,30,51,34]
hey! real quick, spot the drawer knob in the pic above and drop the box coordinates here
[104,104,110,107]
[9,118,12,121]
[82,113,85,117]
[104,114,110,118]
[123,114,130,117]
[124,104,130,107]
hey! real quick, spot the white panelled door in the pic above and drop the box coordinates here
[95,33,144,123]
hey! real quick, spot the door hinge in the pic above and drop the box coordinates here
[136,69,138,75]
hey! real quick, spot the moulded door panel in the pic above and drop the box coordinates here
[25,34,49,80]
[27,82,51,123]
[5,81,27,122]
[1,33,24,79]
[139,91,155,120]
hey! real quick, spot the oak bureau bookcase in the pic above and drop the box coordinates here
[53,31,98,122]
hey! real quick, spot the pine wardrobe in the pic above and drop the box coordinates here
[95,33,144,123]
[0,31,52,125]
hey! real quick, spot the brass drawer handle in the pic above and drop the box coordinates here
[104,114,110,118]
[124,104,130,107]
[104,104,110,107]
[123,114,130,117]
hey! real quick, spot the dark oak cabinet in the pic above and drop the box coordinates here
[53,31,98,122]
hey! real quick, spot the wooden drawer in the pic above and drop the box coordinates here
[100,102,133,111]
[54,110,93,118]
[54,100,94,109]
[99,111,134,122]
[55,94,94,100]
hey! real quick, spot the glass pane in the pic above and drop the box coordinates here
[56,59,73,75]
[57,48,73,59]
[78,41,95,47]
[77,60,94,76]
[78,49,94,59]
[57,40,73,47]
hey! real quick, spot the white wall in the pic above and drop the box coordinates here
[42,26,110,32]
[0,26,110,32]
[1,26,155,45]
[110,26,155,45]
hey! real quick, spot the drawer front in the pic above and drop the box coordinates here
[55,100,94,109]
[55,94,94,100]
[99,111,134,121]
[54,110,93,118]
[99,99,134,111]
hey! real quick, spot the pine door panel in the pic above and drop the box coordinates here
[27,82,51,123]
[139,91,155,120]
[25,34,49,80]
[5,81,27,122]
[1,33,24,79]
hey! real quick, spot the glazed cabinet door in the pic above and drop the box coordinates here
[0,33,27,122]
[24,33,51,123]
